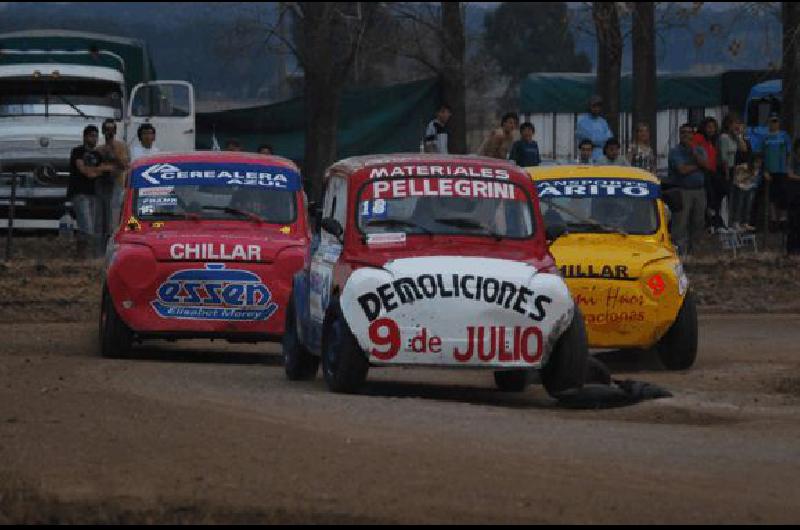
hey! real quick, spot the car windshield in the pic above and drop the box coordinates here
[357,177,535,238]
[536,178,660,235]
[134,185,296,224]
[0,79,123,119]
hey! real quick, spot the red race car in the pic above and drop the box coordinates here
[284,154,589,397]
[100,151,310,356]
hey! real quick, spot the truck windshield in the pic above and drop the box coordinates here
[539,195,659,235]
[0,78,123,118]
[357,177,535,239]
[134,185,297,225]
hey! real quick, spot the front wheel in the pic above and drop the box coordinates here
[322,314,369,394]
[99,286,133,358]
[283,297,319,381]
[540,307,589,398]
[657,290,698,370]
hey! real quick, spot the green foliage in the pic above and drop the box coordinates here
[483,2,591,81]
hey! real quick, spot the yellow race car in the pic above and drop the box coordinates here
[528,165,697,370]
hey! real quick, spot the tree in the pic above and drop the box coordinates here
[389,3,467,154]
[283,3,379,202]
[440,2,467,154]
[483,2,591,83]
[593,2,622,138]
[783,2,800,139]
[632,2,657,158]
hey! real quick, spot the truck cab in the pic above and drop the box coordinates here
[0,30,195,229]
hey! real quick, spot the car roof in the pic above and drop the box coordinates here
[327,153,531,185]
[526,164,660,185]
[130,150,300,172]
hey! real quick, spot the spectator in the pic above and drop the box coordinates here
[225,138,243,152]
[690,116,723,232]
[97,118,130,241]
[668,123,708,256]
[67,125,112,258]
[627,122,656,173]
[479,112,518,159]
[257,144,274,155]
[576,138,594,165]
[575,95,612,163]
[423,104,452,154]
[508,122,541,167]
[597,138,629,166]
[729,152,760,233]
[719,113,750,230]
[761,113,791,231]
[785,139,800,254]
[131,123,160,161]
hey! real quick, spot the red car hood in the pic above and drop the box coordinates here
[118,227,305,263]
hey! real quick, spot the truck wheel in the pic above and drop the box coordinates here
[493,370,529,392]
[283,298,319,381]
[322,315,369,394]
[99,287,132,358]
[540,307,589,398]
[657,290,698,370]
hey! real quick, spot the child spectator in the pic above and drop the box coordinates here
[508,122,541,167]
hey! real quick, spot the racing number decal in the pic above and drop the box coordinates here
[368,318,400,360]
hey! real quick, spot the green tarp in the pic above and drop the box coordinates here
[520,73,722,113]
[0,30,155,91]
[196,78,440,162]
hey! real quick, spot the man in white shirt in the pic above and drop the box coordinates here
[131,123,160,160]
[423,104,452,154]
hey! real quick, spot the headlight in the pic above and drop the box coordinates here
[673,262,689,296]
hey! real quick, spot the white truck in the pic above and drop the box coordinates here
[0,30,195,229]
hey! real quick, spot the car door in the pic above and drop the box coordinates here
[126,81,195,153]
[306,174,347,353]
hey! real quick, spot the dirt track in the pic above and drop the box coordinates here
[2,313,800,523]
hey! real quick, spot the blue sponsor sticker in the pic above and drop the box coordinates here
[151,263,278,321]
[133,162,301,191]
[536,179,660,199]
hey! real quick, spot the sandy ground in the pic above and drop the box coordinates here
[1,315,800,523]
[1,235,800,522]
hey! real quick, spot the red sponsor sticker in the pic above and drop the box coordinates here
[647,274,666,297]
[362,178,525,201]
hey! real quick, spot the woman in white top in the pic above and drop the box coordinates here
[627,122,656,174]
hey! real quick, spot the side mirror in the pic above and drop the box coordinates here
[321,217,344,242]
[545,223,567,243]
[661,187,683,214]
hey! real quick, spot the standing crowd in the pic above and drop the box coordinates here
[422,96,800,257]
[66,122,278,258]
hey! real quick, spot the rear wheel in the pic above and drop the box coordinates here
[322,314,369,394]
[540,307,589,398]
[283,297,319,380]
[657,290,698,370]
[99,286,133,358]
[493,370,529,392]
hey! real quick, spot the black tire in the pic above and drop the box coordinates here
[322,313,369,394]
[493,370,530,392]
[540,307,589,398]
[657,290,698,370]
[99,286,133,358]
[283,297,319,381]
